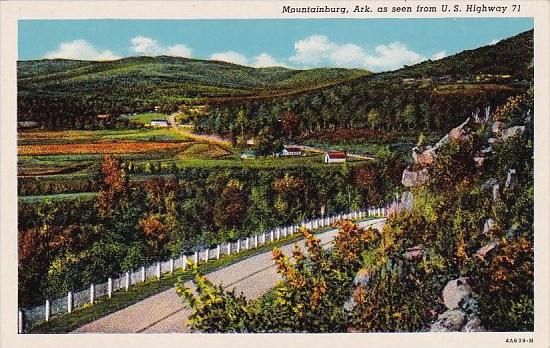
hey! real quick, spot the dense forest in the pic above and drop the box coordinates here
[17,57,366,128]
[18,154,404,307]
[193,30,532,143]
[194,81,522,146]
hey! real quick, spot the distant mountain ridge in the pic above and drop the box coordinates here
[376,29,533,80]
[17,29,532,129]
[18,55,368,95]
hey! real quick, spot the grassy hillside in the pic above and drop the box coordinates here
[17,29,532,134]
[195,30,533,143]
[379,29,533,80]
[17,56,368,128]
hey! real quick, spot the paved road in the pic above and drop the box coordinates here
[73,218,386,333]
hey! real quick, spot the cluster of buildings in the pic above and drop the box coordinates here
[240,146,347,164]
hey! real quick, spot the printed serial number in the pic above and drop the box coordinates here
[505,338,534,344]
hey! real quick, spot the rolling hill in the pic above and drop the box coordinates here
[18,56,368,92]
[17,29,532,131]
[378,29,533,80]
[193,30,533,139]
[17,56,368,127]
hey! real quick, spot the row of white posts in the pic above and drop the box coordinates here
[18,206,387,333]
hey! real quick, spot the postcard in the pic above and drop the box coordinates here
[1,1,549,348]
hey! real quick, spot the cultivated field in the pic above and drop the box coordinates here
[17,124,365,186]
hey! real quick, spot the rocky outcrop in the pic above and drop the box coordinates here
[462,316,485,332]
[343,267,371,311]
[400,191,414,211]
[403,245,424,261]
[473,156,486,168]
[402,168,430,187]
[430,277,485,332]
[430,310,467,332]
[501,126,525,141]
[474,241,499,260]
[481,178,498,191]
[449,118,473,144]
[491,121,505,134]
[434,133,450,150]
[396,106,530,334]
[505,169,518,190]
[492,183,500,201]
[442,277,473,310]
[483,218,495,235]
[416,149,436,166]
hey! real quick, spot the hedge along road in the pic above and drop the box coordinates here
[73,218,386,333]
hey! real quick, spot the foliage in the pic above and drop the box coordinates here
[194,30,531,143]
[178,222,378,332]
[18,56,365,129]
[178,265,255,332]
[177,89,533,333]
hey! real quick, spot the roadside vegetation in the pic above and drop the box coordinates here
[18,152,404,308]
[28,221,343,333]
[179,92,534,332]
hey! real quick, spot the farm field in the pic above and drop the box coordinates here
[18,192,97,203]
[17,126,370,188]
[18,142,191,156]
[18,128,190,145]
[18,128,193,176]
[125,113,169,125]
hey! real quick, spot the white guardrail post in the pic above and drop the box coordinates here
[156,261,161,279]
[67,291,73,313]
[18,309,24,333]
[45,299,50,322]
[90,283,95,305]
[125,271,130,291]
[108,278,113,299]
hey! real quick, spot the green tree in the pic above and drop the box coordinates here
[367,108,380,130]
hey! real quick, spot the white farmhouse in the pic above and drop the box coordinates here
[281,147,302,156]
[150,119,169,127]
[324,151,346,163]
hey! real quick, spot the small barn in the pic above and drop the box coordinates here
[324,151,346,163]
[281,147,302,156]
[150,119,169,127]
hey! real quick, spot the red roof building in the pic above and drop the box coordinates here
[324,151,346,163]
